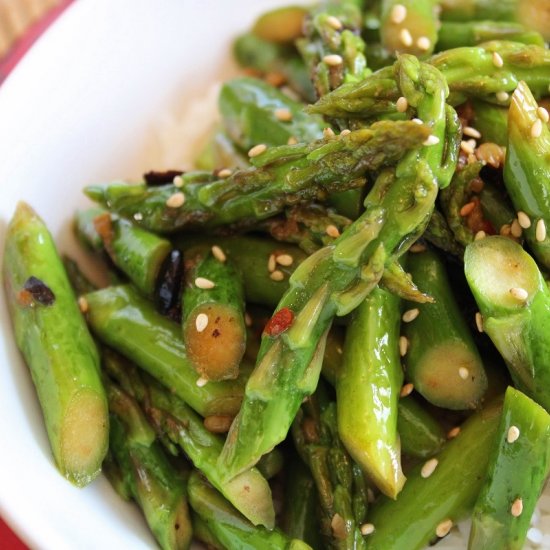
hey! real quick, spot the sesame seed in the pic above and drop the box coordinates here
[196,377,208,387]
[367,488,375,503]
[468,153,478,164]
[78,296,88,313]
[270,270,285,281]
[248,143,267,157]
[275,108,293,122]
[323,54,343,66]
[460,202,476,217]
[400,28,413,47]
[538,106,549,123]
[536,219,547,242]
[423,135,440,146]
[287,136,298,145]
[460,140,475,155]
[211,245,226,263]
[276,253,294,267]
[166,192,185,208]
[133,212,143,221]
[474,230,486,241]
[500,223,511,236]
[244,312,252,327]
[436,519,453,538]
[510,219,522,238]
[323,127,336,138]
[509,287,529,302]
[217,168,232,178]
[195,277,216,289]
[417,36,431,51]
[492,51,504,68]
[396,96,408,112]
[326,15,343,30]
[400,383,414,397]
[360,523,375,536]
[399,335,409,357]
[326,224,341,238]
[517,211,531,229]
[531,119,543,138]
[402,308,420,323]
[267,254,277,273]
[496,91,509,102]
[340,129,351,136]
[412,118,423,125]
[511,498,523,517]
[447,426,461,439]
[390,4,407,24]
[195,313,209,333]
[410,242,427,253]
[463,126,482,139]
[475,312,484,333]
[421,458,439,478]
[173,175,184,187]
[458,367,469,380]
[507,425,520,443]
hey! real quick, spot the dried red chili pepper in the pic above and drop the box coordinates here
[263,307,294,337]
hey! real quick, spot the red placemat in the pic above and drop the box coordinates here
[0,517,27,550]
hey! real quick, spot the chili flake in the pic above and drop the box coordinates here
[263,307,294,337]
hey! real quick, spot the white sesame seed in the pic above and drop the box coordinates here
[423,135,440,146]
[217,168,232,178]
[410,242,427,253]
[496,91,509,102]
[390,4,407,24]
[133,212,143,221]
[287,136,298,145]
[173,175,184,187]
[536,219,547,242]
[326,15,343,30]
[460,140,475,155]
[538,106,549,123]
[436,519,453,538]
[396,96,408,113]
[270,270,285,281]
[244,312,252,327]
[326,224,341,238]
[463,126,482,139]
[492,51,504,68]
[458,367,469,380]
[367,488,375,503]
[166,192,185,208]
[412,118,423,125]
[323,127,336,138]
[248,143,267,157]
[474,230,486,241]
[195,277,216,290]
[195,313,209,333]
[400,383,414,397]
[78,296,88,313]
[323,54,343,66]
[475,312,484,333]
[511,498,523,517]
[276,253,294,267]
[340,129,351,136]
[500,223,512,236]
[507,425,520,443]
[360,523,375,536]
[517,211,531,229]
[509,287,529,302]
[447,426,461,439]
[402,308,420,323]
[399,335,409,357]
[267,254,277,273]
[211,245,226,263]
[531,118,543,138]
[196,377,208,387]
[421,458,439,478]
[399,28,413,47]
[510,219,523,238]
[466,138,477,150]
[417,36,431,51]
[274,108,293,122]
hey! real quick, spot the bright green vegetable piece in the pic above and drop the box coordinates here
[471,99,509,146]
[2,202,108,486]
[402,248,487,409]
[84,284,246,417]
[464,236,550,411]
[504,80,550,270]
[479,180,516,234]
[194,129,249,172]
[337,287,405,499]
[469,387,550,550]
[423,209,465,258]
[251,5,307,44]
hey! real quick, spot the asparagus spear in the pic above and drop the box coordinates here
[503,81,550,270]
[337,287,405,499]
[464,236,550,411]
[182,247,246,381]
[103,354,275,529]
[251,5,307,44]
[218,55,457,479]
[195,129,249,172]
[62,255,97,295]
[402,248,488,409]
[86,121,428,234]
[364,400,502,549]
[423,209,465,258]
[2,202,108,486]
[469,387,550,550]
[479,180,516,235]
[471,99,509,146]
[75,208,172,297]
[188,471,310,550]
[84,284,246,417]
[106,379,192,550]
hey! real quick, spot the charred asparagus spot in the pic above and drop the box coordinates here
[155,249,184,322]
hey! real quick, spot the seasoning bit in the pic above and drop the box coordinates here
[287,136,298,145]
[460,201,476,217]
[244,312,252,327]
[399,335,409,357]
[78,296,89,313]
[166,192,185,208]
[417,36,431,51]
[267,253,277,273]
[423,135,440,146]
[211,245,226,263]
[511,497,523,517]
[436,519,453,538]
[421,458,439,479]
[458,367,469,380]
[217,168,232,178]
[474,230,486,241]
[507,425,520,443]
[196,377,208,387]
[536,219,547,242]
[475,312,484,333]
[270,270,285,281]
[492,51,504,68]
[325,224,340,238]
[360,523,375,536]
[396,96,408,113]
[410,242,426,253]
[400,383,414,397]
[172,174,184,187]
[463,126,481,139]
[412,118,423,125]
[276,253,294,267]
[274,108,292,122]
[537,106,549,123]
[517,211,531,229]
[509,287,529,302]
[531,119,543,138]
[133,212,143,221]
[496,91,510,102]
[248,143,267,157]
[510,219,522,238]
[402,308,420,323]
[323,54,343,66]
[323,127,336,138]
[326,15,343,30]
[460,140,475,155]
[340,129,351,136]
[195,313,209,333]
[399,28,413,47]
[195,277,216,290]
[447,426,461,439]
[390,4,407,24]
